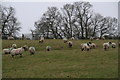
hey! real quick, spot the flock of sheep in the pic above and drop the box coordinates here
[3,36,119,58]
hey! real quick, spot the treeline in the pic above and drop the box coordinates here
[33,1,118,39]
[0,5,21,39]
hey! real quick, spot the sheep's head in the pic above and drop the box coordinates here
[88,42,92,44]
[109,42,112,45]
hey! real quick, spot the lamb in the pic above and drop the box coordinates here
[68,41,73,48]
[11,47,25,57]
[8,36,14,40]
[3,47,13,54]
[90,37,94,41]
[88,42,96,49]
[63,38,67,43]
[103,42,112,50]
[71,37,75,40]
[39,37,44,43]
[81,43,90,51]
[29,47,36,55]
[23,45,28,51]
[12,44,17,49]
[111,43,116,48]
[46,46,51,51]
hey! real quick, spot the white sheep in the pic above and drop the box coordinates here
[63,38,67,43]
[11,47,25,57]
[68,41,73,48]
[3,47,13,54]
[29,47,36,55]
[46,46,51,51]
[81,43,90,51]
[71,37,75,40]
[90,37,94,41]
[12,44,17,49]
[39,37,44,43]
[103,42,112,50]
[111,43,116,48]
[23,45,28,51]
[8,37,14,40]
[88,42,96,49]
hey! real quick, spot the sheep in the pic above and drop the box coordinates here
[90,37,94,41]
[103,42,112,50]
[39,37,44,43]
[12,44,17,49]
[46,46,51,51]
[29,47,36,55]
[88,42,96,49]
[8,37,14,40]
[111,43,116,48]
[3,47,13,54]
[71,37,75,40]
[10,47,25,57]
[63,38,67,43]
[68,41,73,48]
[23,45,28,51]
[81,43,90,51]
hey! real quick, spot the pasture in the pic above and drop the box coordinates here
[2,39,118,78]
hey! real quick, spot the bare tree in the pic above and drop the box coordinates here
[34,7,63,39]
[91,13,103,37]
[0,5,21,37]
[74,2,93,38]
[61,4,75,38]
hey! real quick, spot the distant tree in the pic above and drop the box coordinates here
[91,13,103,37]
[0,5,21,37]
[35,7,63,39]
[61,4,75,38]
[74,2,93,38]
[33,1,118,39]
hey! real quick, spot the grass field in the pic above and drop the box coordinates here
[2,39,118,78]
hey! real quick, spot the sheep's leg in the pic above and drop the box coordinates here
[81,48,84,51]
[20,54,22,57]
[11,55,14,58]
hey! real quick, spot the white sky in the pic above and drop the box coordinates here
[1,1,118,35]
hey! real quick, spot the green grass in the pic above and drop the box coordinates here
[2,39,118,78]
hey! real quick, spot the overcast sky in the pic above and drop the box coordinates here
[1,1,118,36]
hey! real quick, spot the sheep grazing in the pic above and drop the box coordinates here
[103,42,112,50]
[3,48,13,54]
[63,38,67,43]
[111,43,116,48]
[68,41,73,48]
[39,37,44,43]
[12,44,17,49]
[8,37,14,40]
[23,45,28,51]
[71,37,75,40]
[11,47,25,57]
[46,46,51,51]
[29,47,36,55]
[88,42,96,49]
[90,37,94,41]
[81,43,90,51]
